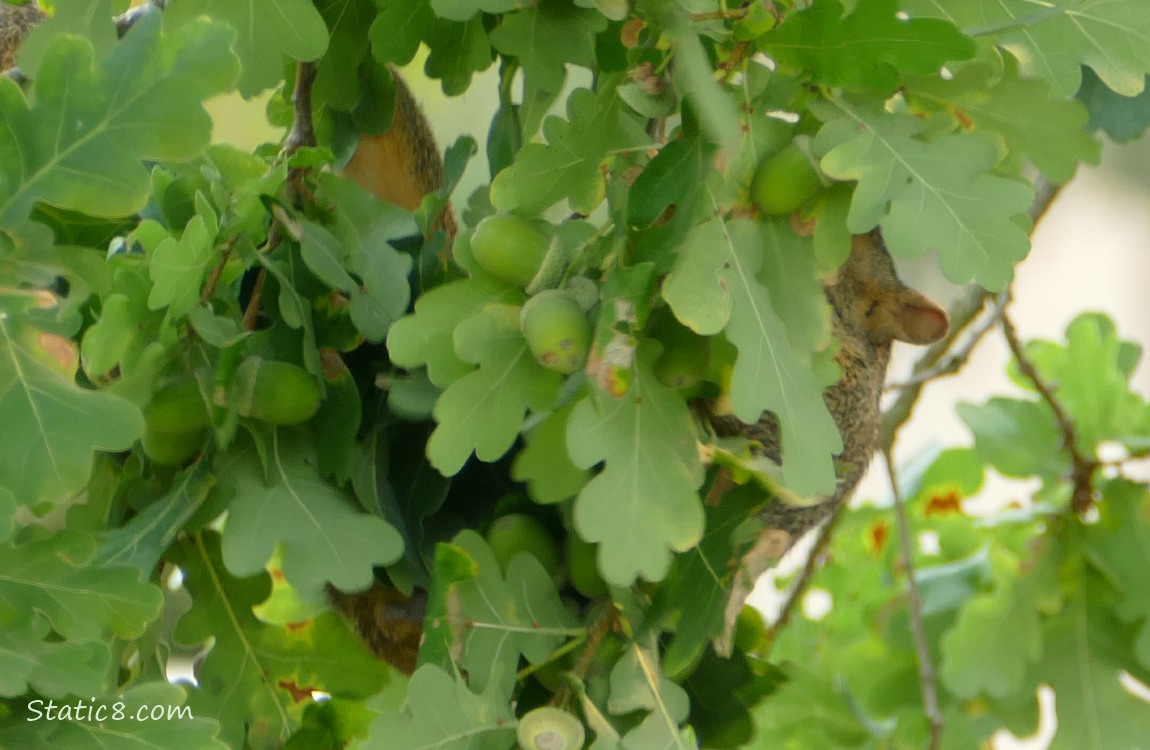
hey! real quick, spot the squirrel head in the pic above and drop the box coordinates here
[824,230,949,349]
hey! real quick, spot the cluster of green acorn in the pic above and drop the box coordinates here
[141,357,321,466]
[471,215,592,376]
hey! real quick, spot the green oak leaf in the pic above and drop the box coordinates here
[1081,480,1150,668]
[490,86,647,215]
[80,283,150,379]
[0,14,239,224]
[424,16,495,96]
[0,530,162,640]
[0,616,111,699]
[388,277,525,388]
[0,290,143,505]
[651,485,764,677]
[511,404,590,504]
[490,0,607,95]
[903,0,1150,97]
[957,397,1064,480]
[444,531,580,696]
[1022,313,1149,454]
[148,198,219,318]
[300,218,414,343]
[940,576,1042,698]
[426,304,563,476]
[662,217,841,497]
[314,0,376,110]
[609,644,693,750]
[907,62,1099,182]
[0,485,13,543]
[815,100,1034,290]
[352,425,449,590]
[16,0,119,74]
[749,666,870,747]
[668,12,741,154]
[4,682,228,750]
[366,663,515,750]
[432,0,523,23]
[369,0,435,65]
[1078,68,1150,143]
[217,431,403,596]
[763,0,974,93]
[567,341,705,585]
[172,533,388,750]
[1039,572,1150,749]
[95,462,216,575]
[166,0,328,97]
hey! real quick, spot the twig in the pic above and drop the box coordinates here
[549,606,616,708]
[764,504,845,652]
[243,61,319,329]
[1000,311,1098,513]
[690,8,750,22]
[883,448,943,749]
[200,238,237,304]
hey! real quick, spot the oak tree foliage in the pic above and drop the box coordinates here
[1,0,1149,748]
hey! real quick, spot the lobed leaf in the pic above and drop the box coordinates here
[0,290,143,505]
[662,217,841,497]
[217,431,403,597]
[567,341,705,585]
[0,13,239,224]
[816,100,1035,290]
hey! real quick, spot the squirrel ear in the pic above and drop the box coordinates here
[894,287,949,345]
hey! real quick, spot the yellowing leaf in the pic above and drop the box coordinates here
[0,291,143,505]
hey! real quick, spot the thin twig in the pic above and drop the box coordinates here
[200,237,237,304]
[690,8,750,22]
[243,61,319,329]
[1000,311,1098,513]
[549,606,616,708]
[883,448,943,749]
[764,504,845,652]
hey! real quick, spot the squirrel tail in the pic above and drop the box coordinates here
[340,69,457,242]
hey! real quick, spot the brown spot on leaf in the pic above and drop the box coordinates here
[924,490,963,516]
[277,679,314,704]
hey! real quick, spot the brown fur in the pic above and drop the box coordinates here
[0,2,44,72]
[341,71,457,241]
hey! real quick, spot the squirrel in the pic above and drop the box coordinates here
[1,7,948,670]
[709,231,948,643]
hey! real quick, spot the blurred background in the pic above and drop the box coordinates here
[205,60,1150,749]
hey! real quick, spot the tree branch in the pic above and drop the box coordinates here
[883,448,943,749]
[764,504,845,653]
[1000,310,1098,513]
